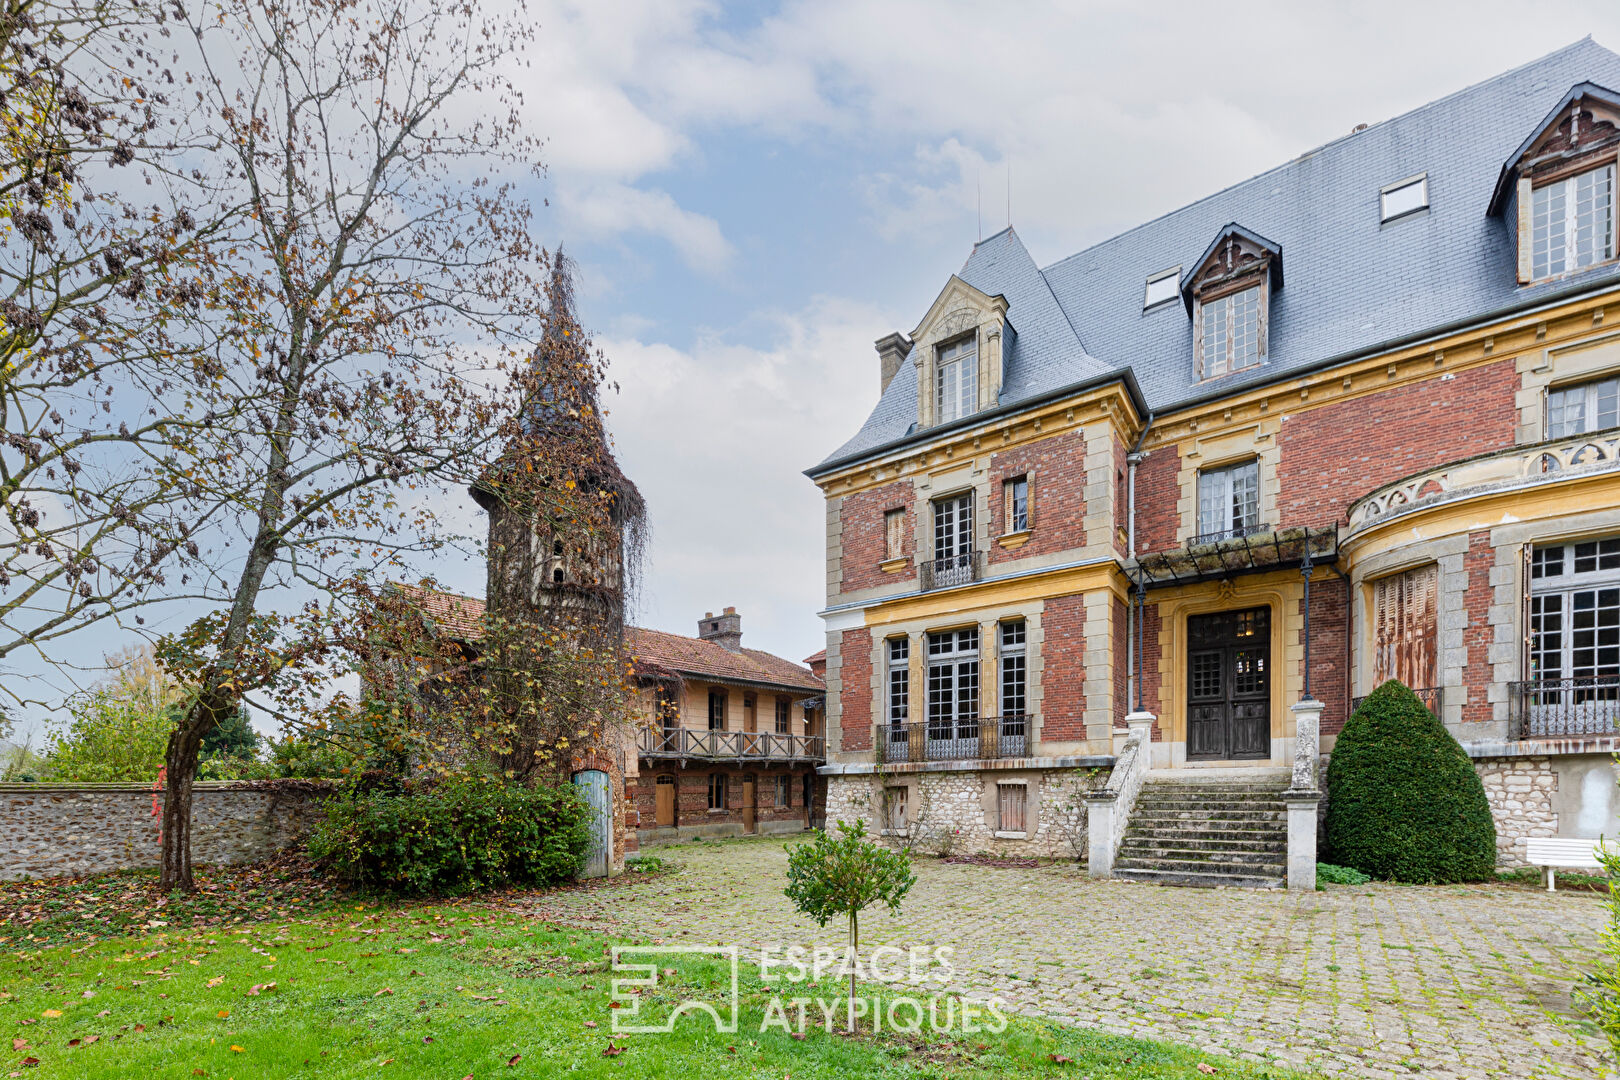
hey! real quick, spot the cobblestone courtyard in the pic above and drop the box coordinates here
[526,837,1610,1080]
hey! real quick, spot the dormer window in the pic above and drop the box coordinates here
[1531,163,1615,279]
[1182,224,1280,383]
[934,335,978,423]
[1198,285,1262,380]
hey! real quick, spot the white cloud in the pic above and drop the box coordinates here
[557,181,735,272]
[600,295,891,661]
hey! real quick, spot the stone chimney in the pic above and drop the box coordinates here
[875,332,913,395]
[698,606,743,651]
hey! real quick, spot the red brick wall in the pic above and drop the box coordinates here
[1040,593,1087,741]
[630,766,819,830]
[839,627,873,751]
[987,430,1088,564]
[1277,361,1518,528]
[1462,530,1495,724]
[1137,601,1165,740]
[1133,445,1181,554]
[839,481,915,593]
[1308,575,1351,738]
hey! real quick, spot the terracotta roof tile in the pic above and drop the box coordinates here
[393,583,822,694]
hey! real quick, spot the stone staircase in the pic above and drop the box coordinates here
[1113,770,1291,889]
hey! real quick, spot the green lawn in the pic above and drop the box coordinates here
[1,881,1317,1078]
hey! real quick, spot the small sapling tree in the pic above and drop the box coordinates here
[783,819,916,1030]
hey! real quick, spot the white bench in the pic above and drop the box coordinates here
[1524,837,1605,891]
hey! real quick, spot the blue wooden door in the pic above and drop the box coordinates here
[573,769,611,878]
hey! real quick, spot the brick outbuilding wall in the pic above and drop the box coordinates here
[1040,593,1087,741]
[838,481,915,592]
[987,430,1088,563]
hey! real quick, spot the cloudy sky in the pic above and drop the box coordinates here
[436,0,1620,668]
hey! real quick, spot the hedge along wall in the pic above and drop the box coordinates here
[1,780,333,881]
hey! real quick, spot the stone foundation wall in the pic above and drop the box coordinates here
[1473,756,1560,868]
[826,766,1107,858]
[1,781,333,882]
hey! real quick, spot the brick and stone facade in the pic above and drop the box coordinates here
[808,48,1620,870]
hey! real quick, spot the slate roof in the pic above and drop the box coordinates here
[394,584,823,694]
[815,37,1620,474]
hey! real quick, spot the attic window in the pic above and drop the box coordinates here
[1531,163,1615,279]
[1380,174,1428,222]
[1143,267,1180,309]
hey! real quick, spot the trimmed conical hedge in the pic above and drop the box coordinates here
[1324,680,1497,883]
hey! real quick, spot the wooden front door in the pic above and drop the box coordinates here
[1187,607,1271,760]
[741,776,757,834]
[654,774,676,827]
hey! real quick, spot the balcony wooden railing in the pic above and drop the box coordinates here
[874,716,1029,764]
[1509,676,1620,738]
[919,551,982,591]
[1347,429,1620,533]
[638,727,826,761]
[1351,686,1443,715]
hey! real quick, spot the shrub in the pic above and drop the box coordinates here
[45,690,173,781]
[1316,862,1371,886]
[309,776,593,895]
[1578,835,1620,1055]
[1324,680,1496,883]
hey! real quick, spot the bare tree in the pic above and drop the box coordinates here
[146,0,555,890]
[0,0,235,703]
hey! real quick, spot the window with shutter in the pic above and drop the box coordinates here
[1372,564,1439,691]
[884,507,906,560]
[997,783,1027,833]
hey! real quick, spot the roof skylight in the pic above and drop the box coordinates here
[1380,174,1428,222]
[1143,267,1181,309]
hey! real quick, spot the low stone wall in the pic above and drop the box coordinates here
[1,780,333,881]
[1466,745,1617,868]
[825,762,1110,858]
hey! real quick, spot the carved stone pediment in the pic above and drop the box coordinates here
[909,275,1012,429]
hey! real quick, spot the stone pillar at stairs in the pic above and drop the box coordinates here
[1087,711,1155,877]
[1284,699,1324,893]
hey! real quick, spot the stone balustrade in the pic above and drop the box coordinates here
[1347,430,1620,533]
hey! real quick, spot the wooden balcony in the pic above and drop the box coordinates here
[1347,429,1620,533]
[639,727,826,763]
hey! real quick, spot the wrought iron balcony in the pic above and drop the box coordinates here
[1351,686,1443,715]
[874,716,1030,765]
[1509,676,1620,738]
[919,551,982,591]
[1347,429,1620,533]
[639,727,826,762]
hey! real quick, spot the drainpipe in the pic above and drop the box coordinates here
[1124,413,1155,708]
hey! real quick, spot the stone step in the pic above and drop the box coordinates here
[1116,844,1286,866]
[1131,810,1286,825]
[1117,835,1286,855]
[1114,866,1287,890]
[1140,782,1290,793]
[1135,795,1288,810]
[1125,824,1285,844]
[1114,852,1288,876]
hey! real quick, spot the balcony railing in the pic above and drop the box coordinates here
[874,716,1029,765]
[1509,676,1620,738]
[1347,429,1620,533]
[1351,686,1443,715]
[1190,521,1271,546]
[919,551,982,591]
[639,727,826,761]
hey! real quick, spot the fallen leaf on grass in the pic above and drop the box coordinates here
[229,1046,244,1053]
[191,1071,206,1077]
[206,977,225,988]
[422,1036,434,1044]
[1196,1066,1218,1075]
[583,1021,597,1029]
[1048,1054,1073,1064]
[19,1058,39,1068]
[601,1043,623,1058]
[374,987,393,997]
[247,983,275,996]
[40,1011,60,1019]
[133,1025,145,1033]
[10,1041,25,1052]
[506,1053,522,1066]
[215,1010,229,1019]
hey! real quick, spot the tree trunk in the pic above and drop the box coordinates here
[847,910,858,1033]
[158,697,223,892]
